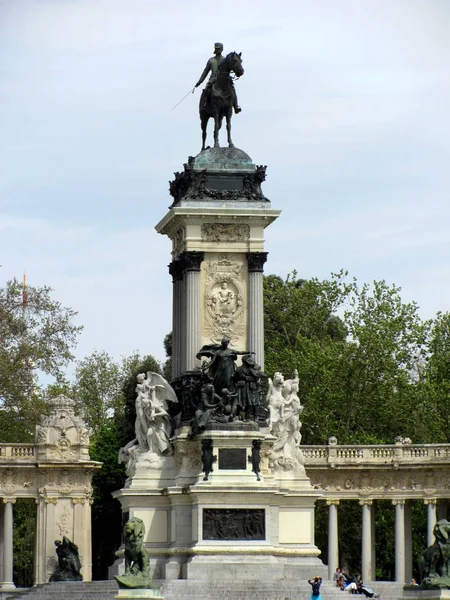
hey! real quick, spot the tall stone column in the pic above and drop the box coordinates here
[2,499,16,591]
[180,251,204,371]
[360,499,373,582]
[169,260,183,378]
[425,499,437,547]
[327,500,339,580]
[0,501,4,585]
[371,505,376,580]
[246,252,268,369]
[405,501,412,583]
[393,499,406,583]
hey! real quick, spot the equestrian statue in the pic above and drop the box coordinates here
[194,42,244,151]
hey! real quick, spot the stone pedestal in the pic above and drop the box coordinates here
[112,147,325,582]
[114,425,325,582]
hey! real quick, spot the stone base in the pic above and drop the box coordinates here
[115,587,163,600]
[403,588,450,600]
[184,552,326,581]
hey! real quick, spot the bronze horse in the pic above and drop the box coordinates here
[199,52,244,151]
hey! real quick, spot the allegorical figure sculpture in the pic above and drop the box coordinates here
[233,354,265,421]
[267,369,304,470]
[115,517,152,589]
[197,337,252,396]
[118,372,178,475]
[194,42,244,150]
[419,519,450,588]
[49,536,82,582]
[188,383,221,439]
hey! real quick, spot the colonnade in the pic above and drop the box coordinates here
[326,497,446,582]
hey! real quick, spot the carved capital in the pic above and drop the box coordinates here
[246,252,268,273]
[179,251,204,272]
[45,497,58,505]
[2,498,16,505]
[72,497,86,505]
[359,499,373,506]
[424,498,437,506]
[326,499,340,506]
[168,260,184,282]
[392,499,406,506]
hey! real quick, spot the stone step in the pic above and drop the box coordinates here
[6,579,404,600]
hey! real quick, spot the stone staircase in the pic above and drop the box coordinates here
[5,579,405,600]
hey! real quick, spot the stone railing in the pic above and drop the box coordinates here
[301,443,450,466]
[0,443,36,460]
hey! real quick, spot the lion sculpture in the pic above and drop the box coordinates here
[419,519,450,588]
[115,517,151,588]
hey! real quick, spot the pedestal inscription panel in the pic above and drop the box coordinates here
[203,509,265,540]
[218,448,247,470]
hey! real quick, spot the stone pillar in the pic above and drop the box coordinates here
[169,260,183,378]
[327,500,339,580]
[2,499,16,591]
[405,501,412,583]
[360,499,373,583]
[425,498,437,547]
[393,499,406,583]
[246,252,268,369]
[180,251,204,371]
[0,501,4,585]
[371,504,376,580]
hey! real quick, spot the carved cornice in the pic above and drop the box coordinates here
[247,252,268,273]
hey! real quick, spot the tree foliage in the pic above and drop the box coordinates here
[0,279,82,442]
[264,271,431,444]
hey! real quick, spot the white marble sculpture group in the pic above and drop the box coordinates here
[119,372,178,476]
[120,368,304,477]
[267,369,304,470]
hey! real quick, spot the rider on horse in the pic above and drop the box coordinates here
[195,42,242,114]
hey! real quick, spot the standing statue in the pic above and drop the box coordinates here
[419,519,450,588]
[134,372,178,456]
[194,42,244,150]
[49,536,82,582]
[267,370,304,470]
[197,337,252,395]
[233,354,265,421]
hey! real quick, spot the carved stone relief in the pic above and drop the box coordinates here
[172,227,186,257]
[56,503,71,537]
[201,223,250,243]
[204,254,245,344]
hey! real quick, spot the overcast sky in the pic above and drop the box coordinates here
[1,0,449,370]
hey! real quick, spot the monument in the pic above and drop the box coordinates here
[112,42,326,584]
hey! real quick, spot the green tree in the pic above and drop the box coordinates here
[264,272,429,445]
[0,279,81,442]
[90,422,126,580]
[73,350,123,435]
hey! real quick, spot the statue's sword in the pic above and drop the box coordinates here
[171,87,196,111]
